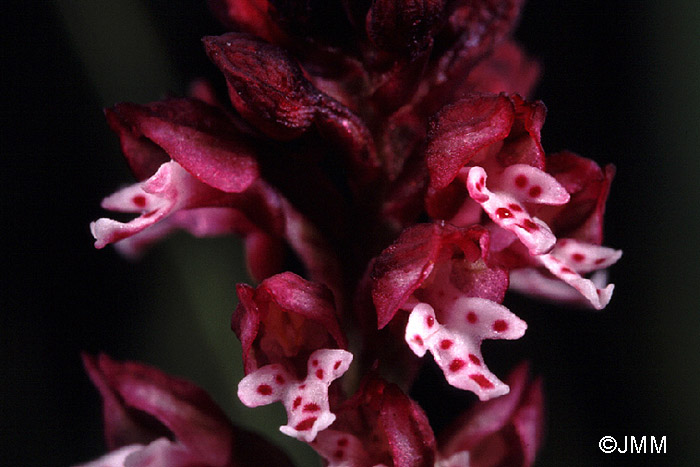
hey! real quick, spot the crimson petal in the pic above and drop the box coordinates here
[107,98,259,193]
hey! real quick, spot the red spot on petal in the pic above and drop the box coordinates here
[468,354,481,365]
[508,203,523,212]
[275,374,285,384]
[142,210,157,218]
[466,311,478,324]
[595,258,606,265]
[493,320,508,332]
[303,403,320,412]
[333,360,342,370]
[337,438,348,447]
[413,334,424,346]
[479,176,486,187]
[132,195,146,207]
[560,266,574,274]
[257,384,272,396]
[528,185,542,198]
[470,374,495,389]
[515,175,528,188]
[426,315,434,328]
[449,359,466,372]
[294,417,317,431]
[572,253,585,262]
[298,384,306,390]
[293,396,302,409]
[440,339,453,350]
[496,207,513,219]
[312,359,318,366]
[520,219,539,232]
[316,369,324,379]
[334,450,344,459]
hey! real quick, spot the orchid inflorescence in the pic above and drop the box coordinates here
[81,1,620,466]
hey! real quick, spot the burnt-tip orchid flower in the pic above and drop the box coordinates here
[233,272,351,442]
[371,223,525,400]
[425,94,620,309]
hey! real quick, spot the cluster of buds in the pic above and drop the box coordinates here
[82,1,620,466]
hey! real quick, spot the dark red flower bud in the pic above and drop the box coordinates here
[203,33,319,140]
[233,272,347,376]
[204,33,380,182]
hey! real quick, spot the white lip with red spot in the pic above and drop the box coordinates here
[534,239,622,309]
[466,166,566,255]
[237,348,353,442]
[91,161,204,249]
[405,301,526,401]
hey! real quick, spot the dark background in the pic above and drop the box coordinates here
[2,1,699,465]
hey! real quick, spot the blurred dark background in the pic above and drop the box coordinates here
[2,1,698,465]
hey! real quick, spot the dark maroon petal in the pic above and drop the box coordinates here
[381,153,429,231]
[426,94,514,191]
[379,383,437,467]
[233,283,263,374]
[314,95,381,183]
[104,108,169,181]
[203,33,319,140]
[371,223,493,329]
[366,0,446,56]
[87,354,234,465]
[498,94,546,168]
[544,151,615,244]
[82,354,170,450]
[108,98,259,193]
[260,272,343,344]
